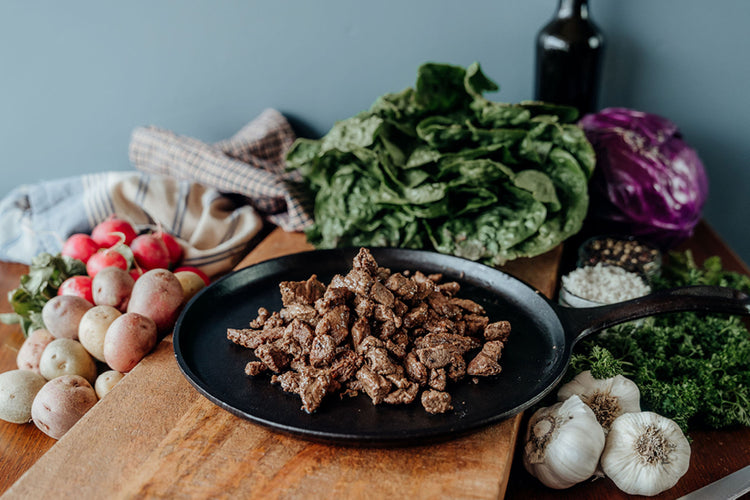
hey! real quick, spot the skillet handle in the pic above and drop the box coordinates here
[554,285,750,347]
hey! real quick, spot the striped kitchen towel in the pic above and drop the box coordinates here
[129,108,313,232]
[0,172,263,277]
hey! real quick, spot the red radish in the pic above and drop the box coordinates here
[57,275,94,304]
[91,216,137,248]
[129,267,144,281]
[159,231,183,266]
[86,248,128,278]
[61,234,100,263]
[131,233,170,270]
[173,266,210,285]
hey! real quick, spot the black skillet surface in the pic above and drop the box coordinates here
[173,247,750,446]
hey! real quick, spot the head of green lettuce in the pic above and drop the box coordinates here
[286,62,595,266]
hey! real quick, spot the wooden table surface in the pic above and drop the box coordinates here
[1,220,749,499]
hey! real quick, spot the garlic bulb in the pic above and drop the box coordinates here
[557,370,641,433]
[523,395,605,489]
[601,411,691,496]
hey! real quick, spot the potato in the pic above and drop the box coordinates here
[39,338,97,384]
[41,295,93,340]
[78,305,122,362]
[0,369,47,423]
[127,268,183,332]
[103,312,158,373]
[175,270,207,303]
[16,328,55,374]
[31,375,97,439]
[92,266,134,312]
[94,370,125,399]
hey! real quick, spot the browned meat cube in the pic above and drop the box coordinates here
[404,352,428,385]
[437,281,461,297]
[328,349,362,383]
[280,303,319,326]
[227,326,285,349]
[279,275,326,306]
[309,334,337,367]
[421,390,453,414]
[254,344,291,373]
[484,321,511,342]
[285,319,315,352]
[369,281,395,307]
[299,370,338,413]
[413,333,481,354]
[271,371,301,394]
[415,346,454,369]
[315,304,350,345]
[352,247,379,274]
[466,351,502,376]
[385,273,418,301]
[429,368,447,391]
[244,361,267,377]
[427,291,461,319]
[384,382,419,405]
[450,297,485,315]
[403,302,429,329]
[356,366,391,405]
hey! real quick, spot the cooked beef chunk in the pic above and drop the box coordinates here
[356,366,391,405]
[484,321,512,342]
[466,340,505,377]
[415,346,454,369]
[249,307,270,329]
[315,304,350,345]
[254,344,290,373]
[385,273,418,301]
[309,334,337,367]
[279,275,326,306]
[421,390,453,414]
[429,368,447,391]
[244,361,267,376]
[228,247,511,414]
[404,352,428,385]
[280,303,319,326]
[227,326,285,349]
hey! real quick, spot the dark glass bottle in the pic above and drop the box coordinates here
[534,0,605,116]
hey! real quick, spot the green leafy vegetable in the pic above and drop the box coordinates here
[0,253,86,336]
[287,61,596,265]
[568,251,750,433]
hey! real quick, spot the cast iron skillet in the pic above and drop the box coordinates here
[172,247,750,446]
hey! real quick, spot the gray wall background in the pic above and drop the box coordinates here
[2,1,748,264]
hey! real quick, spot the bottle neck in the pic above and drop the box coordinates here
[557,0,589,19]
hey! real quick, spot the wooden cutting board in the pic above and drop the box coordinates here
[3,228,562,499]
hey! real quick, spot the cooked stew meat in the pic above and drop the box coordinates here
[227,248,511,414]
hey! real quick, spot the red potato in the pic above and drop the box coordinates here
[127,269,184,332]
[39,338,97,384]
[57,275,94,304]
[131,233,170,270]
[159,231,183,266]
[86,248,128,278]
[31,375,97,439]
[78,305,122,362]
[103,312,158,372]
[91,216,137,248]
[61,234,100,263]
[41,295,93,340]
[16,328,55,374]
[92,267,134,311]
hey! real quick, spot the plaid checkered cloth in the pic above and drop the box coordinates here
[129,108,313,232]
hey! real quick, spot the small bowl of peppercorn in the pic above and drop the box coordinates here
[577,235,662,280]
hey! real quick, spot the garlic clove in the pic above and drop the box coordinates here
[523,395,606,489]
[601,411,691,496]
[557,370,641,433]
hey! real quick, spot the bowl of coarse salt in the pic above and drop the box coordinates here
[559,262,652,308]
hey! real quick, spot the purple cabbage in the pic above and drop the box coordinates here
[579,108,708,248]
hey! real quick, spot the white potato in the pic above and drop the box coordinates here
[31,375,97,439]
[94,370,125,399]
[0,369,47,424]
[78,305,122,362]
[39,338,97,384]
